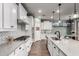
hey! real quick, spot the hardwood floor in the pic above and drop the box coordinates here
[29,40,50,56]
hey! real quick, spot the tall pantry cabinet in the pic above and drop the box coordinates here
[0,3,17,31]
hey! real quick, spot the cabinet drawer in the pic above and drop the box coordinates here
[52,43,59,56]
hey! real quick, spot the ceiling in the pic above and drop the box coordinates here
[23,3,79,20]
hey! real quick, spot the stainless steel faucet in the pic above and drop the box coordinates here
[54,31,61,40]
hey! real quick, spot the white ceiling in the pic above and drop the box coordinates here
[24,3,79,20]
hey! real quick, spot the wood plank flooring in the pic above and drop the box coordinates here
[29,40,50,56]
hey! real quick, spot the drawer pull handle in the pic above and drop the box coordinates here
[11,26,14,28]
[54,47,56,48]
[19,47,21,49]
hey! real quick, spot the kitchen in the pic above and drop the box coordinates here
[0,3,79,56]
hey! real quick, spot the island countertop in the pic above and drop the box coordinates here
[46,34,79,56]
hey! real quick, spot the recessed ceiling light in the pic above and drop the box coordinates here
[50,16,53,19]
[38,9,42,13]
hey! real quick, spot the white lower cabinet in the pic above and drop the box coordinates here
[9,39,33,56]
[9,52,15,56]
[25,39,32,53]
[52,44,59,56]
[48,39,53,56]
[48,39,66,56]
[15,44,26,56]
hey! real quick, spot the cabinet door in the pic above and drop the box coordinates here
[20,44,27,56]
[4,3,12,28]
[15,44,28,56]
[15,46,22,56]
[19,4,27,20]
[10,4,17,29]
[25,38,33,53]
[3,3,17,29]
[52,44,59,56]
[25,40,31,52]
[9,52,15,56]
[48,39,53,56]
[0,3,2,29]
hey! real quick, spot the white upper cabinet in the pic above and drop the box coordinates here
[3,3,17,29]
[18,4,27,20]
[0,3,2,29]
[18,4,29,24]
[0,3,17,31]
[10,4,17,29]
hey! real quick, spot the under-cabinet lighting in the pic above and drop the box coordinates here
[58,20,61,23]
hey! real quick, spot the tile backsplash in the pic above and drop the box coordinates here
[52,27,67,37]
[0,24,29,45]
[0,30,27,45]
[0,31,11,44]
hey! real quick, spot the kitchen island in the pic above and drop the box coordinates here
[46,34,79,56]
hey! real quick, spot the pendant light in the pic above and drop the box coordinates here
[52,11,55,23]
[73,3,78,18]
[58,3,61,23]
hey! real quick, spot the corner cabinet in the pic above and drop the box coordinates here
[0,3,17,31]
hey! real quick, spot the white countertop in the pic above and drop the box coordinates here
[0,38,29,56]
[47,34,79,56]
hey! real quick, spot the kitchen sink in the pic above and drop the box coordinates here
[51,37,61,40]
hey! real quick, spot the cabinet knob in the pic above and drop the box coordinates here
[54,47,56,48]
[11,26,14,28]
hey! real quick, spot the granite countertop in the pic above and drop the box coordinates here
[0,37,29,56]
[47,34,79,56]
